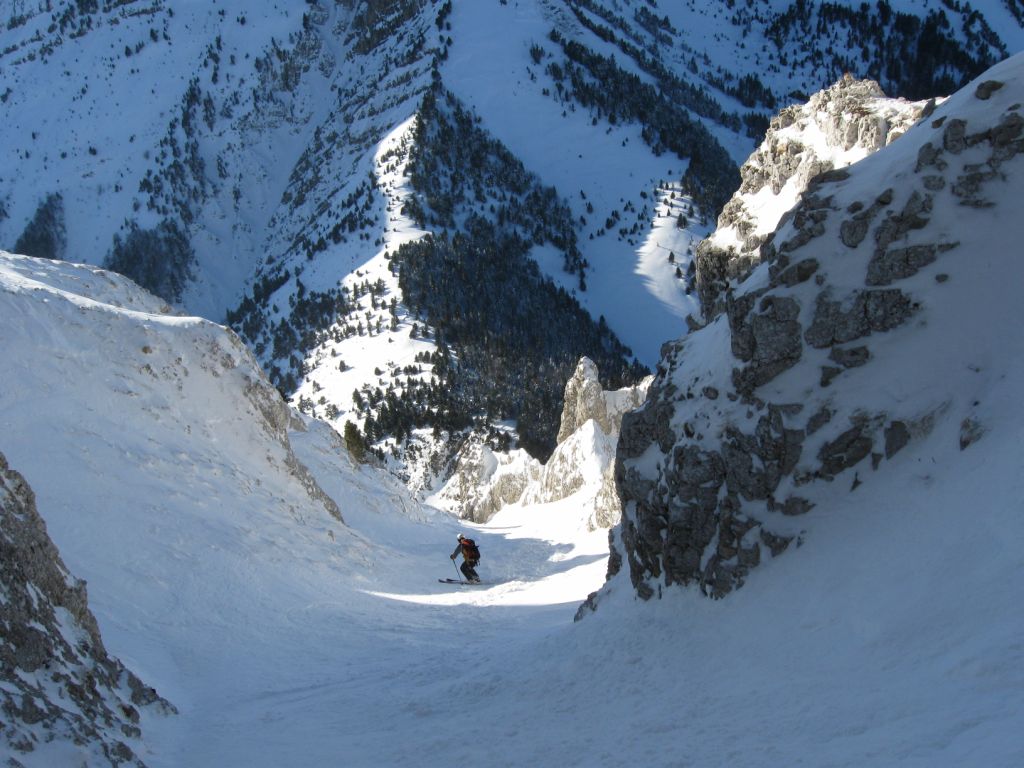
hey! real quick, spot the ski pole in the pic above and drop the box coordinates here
[452,558,462,582]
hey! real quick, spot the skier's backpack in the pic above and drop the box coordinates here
[462,537,481,562]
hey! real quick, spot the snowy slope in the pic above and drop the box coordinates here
[2,228,1021,767]
[0,248,616,765]
[0,251,352,693]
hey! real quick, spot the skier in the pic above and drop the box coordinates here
[450,533,481,583]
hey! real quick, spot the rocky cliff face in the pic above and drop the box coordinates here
[436,438,542,525]
[0,452,174,765]
[437,357,650,530]
[695,75,932,321]
[526,359,651,530]
[591,58,1024,605]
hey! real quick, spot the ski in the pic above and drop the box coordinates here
[438,578,487,585]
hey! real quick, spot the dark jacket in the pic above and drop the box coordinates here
[451,540,478,564]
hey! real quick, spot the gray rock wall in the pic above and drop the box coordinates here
[696,76,929,321]
[590,74,1024,607]
[0,452,174,765]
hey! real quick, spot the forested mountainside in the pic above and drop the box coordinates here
[1,0,1021,484]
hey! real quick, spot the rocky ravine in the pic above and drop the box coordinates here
[585,59,1024,606]
[0,452,174,766]
[437,357,650,531]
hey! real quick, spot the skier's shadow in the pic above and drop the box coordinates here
[476,536,608,583]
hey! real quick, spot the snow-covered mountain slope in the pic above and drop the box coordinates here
[4,1,1021,480]
[0,248,616,764]
[0,249,356,757]
[0,19,1022,762]
[0,250,447,763]
[1,240,1021,766]
[0,250,343,534]
[591,52,1024,605]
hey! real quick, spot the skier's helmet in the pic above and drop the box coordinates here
[457,533,465,541]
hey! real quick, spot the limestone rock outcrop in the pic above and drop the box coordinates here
[529,358,651,529]
[0,452,174,765]
[696,75,931,321]
[436,437,542,524]
[557,357,651,441]
[585,61,1024,610]
[438,357,650,529]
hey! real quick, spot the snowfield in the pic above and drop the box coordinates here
[2,230,1022,766]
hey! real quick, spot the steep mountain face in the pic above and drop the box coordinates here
[590,54,1024,604]
[0,249,438,760]
[436,357,650,530]
[0,250,344,536]
[1,452,174,766]
[1,1,1021,486]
